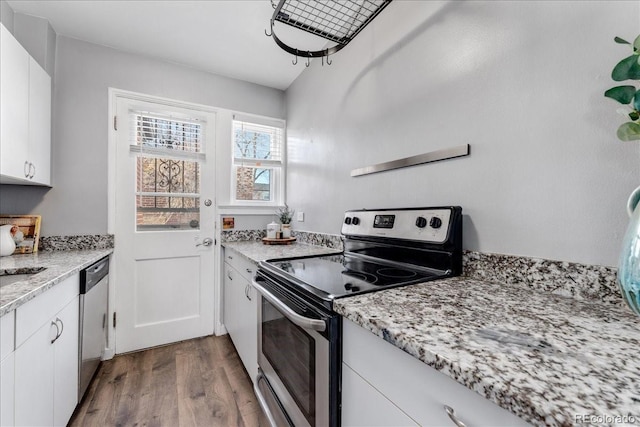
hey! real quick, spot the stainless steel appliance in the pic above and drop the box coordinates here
[78,256,109,400]
[253,207,463,427]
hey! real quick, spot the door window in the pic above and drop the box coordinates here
[131,113,204,231]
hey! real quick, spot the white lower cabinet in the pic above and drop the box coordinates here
[223,248,258,383]
[0,312,15,427]
[14,315,56,426]
[53,298,80,426]
[14,274,80,427]
[342,319,530,427]
[342,362,417,427]
[0,353,15,427]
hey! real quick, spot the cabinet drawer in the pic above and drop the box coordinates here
[343,319,529,427]
[0,311,15,361]
[224,249,256,281]
[16,273,79,348]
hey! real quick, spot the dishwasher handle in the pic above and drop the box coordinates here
[81,257,110,294]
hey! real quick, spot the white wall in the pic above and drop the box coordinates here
[285,0,640,267]
[0,0,13,32]
[0,35,285,236]
[13,12,56,76]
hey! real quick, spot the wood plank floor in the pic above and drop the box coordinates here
[69,334,269,427]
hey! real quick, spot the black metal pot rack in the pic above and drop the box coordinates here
[266,0,392,65]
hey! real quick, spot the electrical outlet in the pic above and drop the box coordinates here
[297,211,304,222]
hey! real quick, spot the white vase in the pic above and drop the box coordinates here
[0,224,16,257]
[617,185,640,316]
[282,224,292,238]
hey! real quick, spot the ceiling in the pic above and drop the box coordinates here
[7,0,332,90]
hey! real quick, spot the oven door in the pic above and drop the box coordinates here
[253,274,332,427]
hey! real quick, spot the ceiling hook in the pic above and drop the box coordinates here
[292,54,298,65]
[326,53,332,66]
[321,55,324,67]
[305,54,310,67]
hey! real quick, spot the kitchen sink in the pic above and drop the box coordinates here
[0,267,46,288]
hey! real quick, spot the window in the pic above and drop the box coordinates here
[131,112,205,231]
[232,116,284,205]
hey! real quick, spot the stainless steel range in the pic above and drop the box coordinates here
[253,207,462,427]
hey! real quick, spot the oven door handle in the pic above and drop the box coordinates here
[252,279,327,332]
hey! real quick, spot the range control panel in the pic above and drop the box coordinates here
[341,208,454,243]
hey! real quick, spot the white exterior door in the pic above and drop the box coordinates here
[113,94,216,353]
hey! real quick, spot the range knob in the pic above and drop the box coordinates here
[430,217,442,229]
[344,217,352,225]
[415,216,428,228]
[352,217,360,225]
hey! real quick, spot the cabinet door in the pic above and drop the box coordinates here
[0,24,29,181]
[223,262,258,382]
[27,57,51,186]
[53,297,79,426]
[235,281,257,382]
[342,362,418,427]
[14,320,56,427]
[224,262,239,338]
[0,352,15,427]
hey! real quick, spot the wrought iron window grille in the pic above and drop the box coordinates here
[265,0,392,66]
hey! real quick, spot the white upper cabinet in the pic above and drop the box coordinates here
[27,57,52,186]
[0,24,30,180]
[0,24,52,186]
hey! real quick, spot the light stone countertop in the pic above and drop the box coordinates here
[0,249,113,316]
[222,240,342,263]
[334,276,640,427]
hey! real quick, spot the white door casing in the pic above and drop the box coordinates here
[111,92,216,354]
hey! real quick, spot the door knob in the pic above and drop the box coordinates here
[196,238,213,247]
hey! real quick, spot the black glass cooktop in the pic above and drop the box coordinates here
[266,254,444,300]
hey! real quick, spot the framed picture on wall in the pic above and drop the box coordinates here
[0,215,42,254]
[222,217,235,229]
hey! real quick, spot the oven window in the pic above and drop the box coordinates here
[262,298,316,426]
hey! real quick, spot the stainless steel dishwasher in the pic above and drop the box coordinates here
[79,256,109,401]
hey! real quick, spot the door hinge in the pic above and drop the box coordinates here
[113,115,118,131]
[113,312,117,328]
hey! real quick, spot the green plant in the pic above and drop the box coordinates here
[276,204,295,224]
[604,35,640,141]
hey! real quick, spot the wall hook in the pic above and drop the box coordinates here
[326,54,332,65]
[305,54,310,67]
[265,20,274,37]
[292,54,298,65]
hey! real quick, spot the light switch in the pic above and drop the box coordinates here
[297,211,304,222]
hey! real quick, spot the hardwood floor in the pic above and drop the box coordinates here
[69,334,269,427]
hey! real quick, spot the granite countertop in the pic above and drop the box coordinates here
[334,276,640,427]
[0,249,113,316]
[222,240,342,263]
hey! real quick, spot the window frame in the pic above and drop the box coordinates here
[230,113,286,207]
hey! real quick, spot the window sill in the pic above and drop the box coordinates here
[217,205,282,215]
